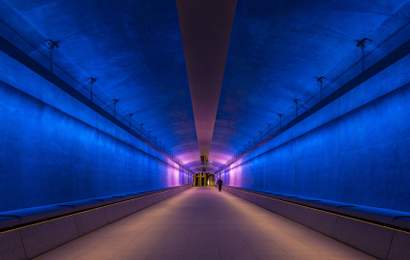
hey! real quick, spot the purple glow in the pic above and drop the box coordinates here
[222,159,243,186]
[209,152,233,165]
[177,151,233,173]
[166,159,182,186]
[176,151,200,165]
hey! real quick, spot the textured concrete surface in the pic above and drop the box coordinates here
[0,80,189,212]
[36,188,374,260]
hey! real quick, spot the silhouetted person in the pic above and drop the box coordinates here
[217,179,223,192]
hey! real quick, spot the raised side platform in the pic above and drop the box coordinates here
[225,186,410,260]
[0,186,189,259]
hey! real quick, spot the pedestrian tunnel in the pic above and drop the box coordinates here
[0,0,410,259]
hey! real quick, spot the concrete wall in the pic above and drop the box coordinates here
[0,53,189,212]
[223,55,410,213]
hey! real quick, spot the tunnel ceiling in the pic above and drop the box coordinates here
[1,0,408,171]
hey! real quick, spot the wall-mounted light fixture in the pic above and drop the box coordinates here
[355,37,372,72]
[45,39,60,72]
[87,76,97,101]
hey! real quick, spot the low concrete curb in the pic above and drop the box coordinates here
[225,186,410,260]
[0,186,189,259]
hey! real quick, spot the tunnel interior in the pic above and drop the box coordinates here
[0,0,410,259]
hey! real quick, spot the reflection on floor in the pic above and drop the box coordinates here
[36,188,374,260]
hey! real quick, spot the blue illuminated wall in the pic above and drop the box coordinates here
[0,57,189,213]
[223,56,410,213]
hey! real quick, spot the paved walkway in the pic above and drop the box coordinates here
[36,188,374,260]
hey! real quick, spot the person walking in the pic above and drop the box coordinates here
[217,178,223,192]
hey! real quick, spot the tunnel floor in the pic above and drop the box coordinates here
[36,188,374,260]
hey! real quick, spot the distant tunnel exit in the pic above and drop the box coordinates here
[193,172,215,187]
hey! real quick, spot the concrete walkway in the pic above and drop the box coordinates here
[36,188,374,260]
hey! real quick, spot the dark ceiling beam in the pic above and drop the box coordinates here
[176,0,237,158]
